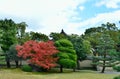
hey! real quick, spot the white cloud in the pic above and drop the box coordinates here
[79,6,85,11]
[95,0,120,9]
[65,10,120,35]
[1,0,120,35]
[0,0,87,18]
[0,0,87,35]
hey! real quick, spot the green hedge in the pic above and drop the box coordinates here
[113,66,120,72]
[21,65,32,72]
[114,76,120,79]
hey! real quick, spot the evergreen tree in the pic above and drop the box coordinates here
[55,39,77,72]
[94,34,115,73]
[0,19,17,68]
[68,34,91,69]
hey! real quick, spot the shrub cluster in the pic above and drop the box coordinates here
[113,66,120,72]
[114,76,120,79]
[21,65,32,72]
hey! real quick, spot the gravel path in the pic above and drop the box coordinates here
[97,71,120,74]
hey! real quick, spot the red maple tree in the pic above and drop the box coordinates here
[16,40,58,69]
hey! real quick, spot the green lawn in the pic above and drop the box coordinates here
[0,68,118,79]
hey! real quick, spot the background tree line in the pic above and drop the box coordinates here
[0,19,120,73]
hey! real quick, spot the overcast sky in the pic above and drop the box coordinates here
[0,0,120,35]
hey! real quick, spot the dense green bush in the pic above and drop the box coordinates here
[55,39,77,72]
[59,59,76,68]
[114,76,120,79]
[21,65,32,72]
[113,66,120,72]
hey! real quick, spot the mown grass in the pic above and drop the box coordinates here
[0,68,119,79]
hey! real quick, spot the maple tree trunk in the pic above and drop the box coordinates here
[60,65,63,73]
[19,60,22,66]
[15,60,19,68]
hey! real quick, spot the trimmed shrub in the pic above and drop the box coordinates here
[114,76,120,79]
[59,59,76,68]
[55,39,77,72]
[113,66,120,72]
[21,65,32,72]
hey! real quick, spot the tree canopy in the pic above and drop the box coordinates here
[16,40,58,69]
[55,39,77,72]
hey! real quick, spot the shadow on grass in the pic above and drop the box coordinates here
[0,67,97,76]
[29,68,97,75]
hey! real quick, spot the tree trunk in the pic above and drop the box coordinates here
[101,52,106,73]
[19,59,22,66]
[101,60,106,73]
[101,66,105,73]
[77,60,80,70]
[6,58,11,68]
[5,54,11,68]
[60,65,63,73]
[15,60,19,68]
[92,49,97,71]
[92,59,97,71]
[73,67,76,72]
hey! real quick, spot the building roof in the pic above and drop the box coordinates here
[60,29,67,36]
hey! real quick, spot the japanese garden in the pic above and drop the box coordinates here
[0,19,120,79]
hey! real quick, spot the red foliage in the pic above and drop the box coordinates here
[16,40,58,69]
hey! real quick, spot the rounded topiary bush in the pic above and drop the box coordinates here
[114,76,120,79]
[113,66,120,72]
[21,65,32,72]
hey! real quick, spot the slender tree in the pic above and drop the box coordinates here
[16,22,27,45]
[68,34,91,69]
[95,34,115,73]
[83,22,119,70]
[7,44,20,68]
[0,19,17,68]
